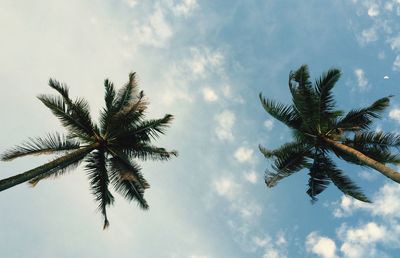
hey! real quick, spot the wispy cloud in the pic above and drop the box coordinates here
[215,110,236,141]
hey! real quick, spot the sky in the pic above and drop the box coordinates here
[1,0,400,257]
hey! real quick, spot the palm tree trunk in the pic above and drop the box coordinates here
[0,144,98,192]
[323,137,400,183]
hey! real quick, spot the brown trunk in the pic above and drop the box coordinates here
[0,144,98,192]
[323,137,400,183]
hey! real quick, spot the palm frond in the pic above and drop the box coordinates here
[315,68,341,120]
[109,153,149,209]
[288,65,319,130]
[28,157,83,186]
[336,96,392,131]
[306,154,331,201]
[323,156,371,202]
[85,149,114,229]
[37,94,95,140]
[104,79,116,110]
[113,72,140,114]
[48,79,71,103]
[259,94,301,129]
[264,143,312,187]
[1,133,80,161]
[113,114,174,143]
[121,144,178,161]
[350,131,400,150]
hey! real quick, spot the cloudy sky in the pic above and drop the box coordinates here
[1,0,400,257]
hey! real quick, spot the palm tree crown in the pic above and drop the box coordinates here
[0,73,177,228]
[259,65,400,203]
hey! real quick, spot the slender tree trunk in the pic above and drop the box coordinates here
[0,144,98,192]
[323,137,400,183]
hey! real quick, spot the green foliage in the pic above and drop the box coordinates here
[1,73,177,229]
[259,65,397,203]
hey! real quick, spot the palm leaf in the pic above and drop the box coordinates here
[323,156,371,202]
[315,68,341,127]
[1,133,80,161]
[259,94,301,129]
[120,144,178,161]
[109,154,149,209]
[306,154,331,201]
[85,149,114,229]
[264,143,312,187]
[37,94,95,140]
[336,96,392,131]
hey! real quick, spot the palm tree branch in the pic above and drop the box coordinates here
[1,133,80,161]
[85,149,114,229]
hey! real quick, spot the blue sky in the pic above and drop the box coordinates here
[1,0,400,257]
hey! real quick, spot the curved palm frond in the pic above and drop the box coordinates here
[322,156,370,202]
[109,154,149,209]
[1,133,80,161]
[350,131,400,150]
[265,143,312,187]
[336,96,392,131]
[121,143,178,161]
[259,94,301,129]
[37,94,95,141]
[306,153,331,201]
[288,65,319,129]
[85,149,114,229]
[315,69,341,129]
[114,114,174,143]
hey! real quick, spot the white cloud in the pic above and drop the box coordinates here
[214,177,240,199]
[173,0,198,17]
[215,110,235,141]
[354,68,369,90]
[133,6,173,48]
[234,147,254,163]
[202,87,218,102]
[389,36,400,51]
[358,170,377,181]
[253,235,288,258]
[367,4,380,17]
[264,119,274,130]
[338,222,387,258]
[244,170,258,184]
[358,27,378,44]
[306,232,338,258]
[393,55,400,71]
[389,107,400,123]
[187,47,224,77]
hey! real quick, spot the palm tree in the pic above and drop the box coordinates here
[0,73,177,228]
[259,65,400,202]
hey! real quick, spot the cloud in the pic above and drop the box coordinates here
[234,147,254,163]
[354,68,369,90]
[306,232,338,258]
[357,27,378,45]
[358,170,377,181]
[325,183,400,257]
[253,234,288,258]
[133,5,173,48]
[338,222,387,258]
[264,119,274,130]
[243,170,258,184]
[215,110,235,141]
[187,47,225,77]
[389,107,400,123]
[202,87,218,102]
[393,56,400,71]
[367,4,380,17]
[173,0,198,17]
[214,177,240,199]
